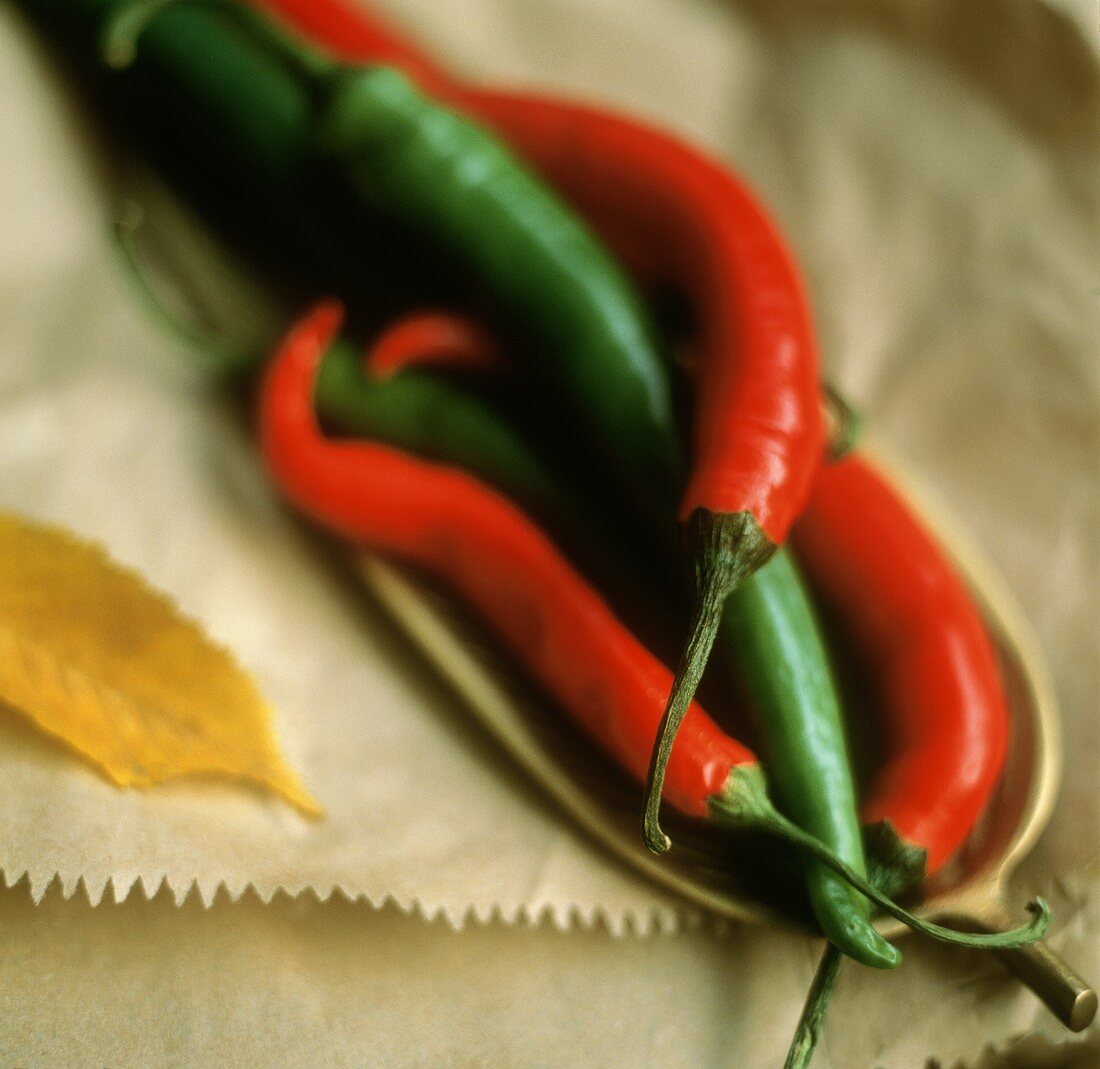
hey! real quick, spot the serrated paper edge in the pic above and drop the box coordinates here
[0,859,696,938]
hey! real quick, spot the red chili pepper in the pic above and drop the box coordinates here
[260,300,750,816]
[793,455,1010,875]
[449,93,828,837]
[251,0,824,852]
[364,310,499,380]
[257,0,823,545]
[252,0,1006,874]
[457,93,825,539]
[263,303,1051,959]
[328,302,1010,878]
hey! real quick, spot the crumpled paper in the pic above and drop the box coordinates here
[0,0,1096,1064]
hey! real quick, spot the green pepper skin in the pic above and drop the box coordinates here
[317,67,682,525]
[315,335,896,969]
[314,340,670,633]
[315,341,573,520]
[721,551,897,968]
[27,1,681,524]
[11,0,366,303]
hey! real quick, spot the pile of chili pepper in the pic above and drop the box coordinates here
[14,0,1067,1064]
[241,0,1025,944]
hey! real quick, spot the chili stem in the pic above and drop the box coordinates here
[100,0,176,67]
[102,0,334,81]
[784,942,843,1069]
[710,766,1049,950]
[641,573,726,853]
[642,509,773,853]
[822,384,863,460]
[110,205,258,375]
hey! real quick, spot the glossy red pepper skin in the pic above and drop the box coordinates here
[254,0,824,549]
[329,305,1008,878]
[254,0,828,855]
[456,92,824,546]
[252,0,1004,882]
[260,301,751,817]
[793,456,1010,876]
[364,311,499,379]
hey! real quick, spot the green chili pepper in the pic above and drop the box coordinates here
[24,0,683,527]
[316,64,682,525]
[315,341,569,512]
[311,330,898,969]
[720,550,889,965]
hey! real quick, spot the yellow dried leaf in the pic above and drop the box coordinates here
[0,512,320,816]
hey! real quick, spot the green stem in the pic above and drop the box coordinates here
[110,205,259,375]
[641,574,727,854]
[781,814,1049,949]
[101,0,334,81]
[642,509,774,853]
[710,766,1050,951]
[100,0,175,68]
[823,383,862,460]
[784,942,843,1069]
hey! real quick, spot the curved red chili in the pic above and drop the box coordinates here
[449,93,828,838]
[252,0,825,852]
[793,455,1010,875]
[257,0,824,549]
[459,93,824,539]
[262,302,1049,959]
[318,303,1006,882]
[260,300,750,817]
[364,310,498,379]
